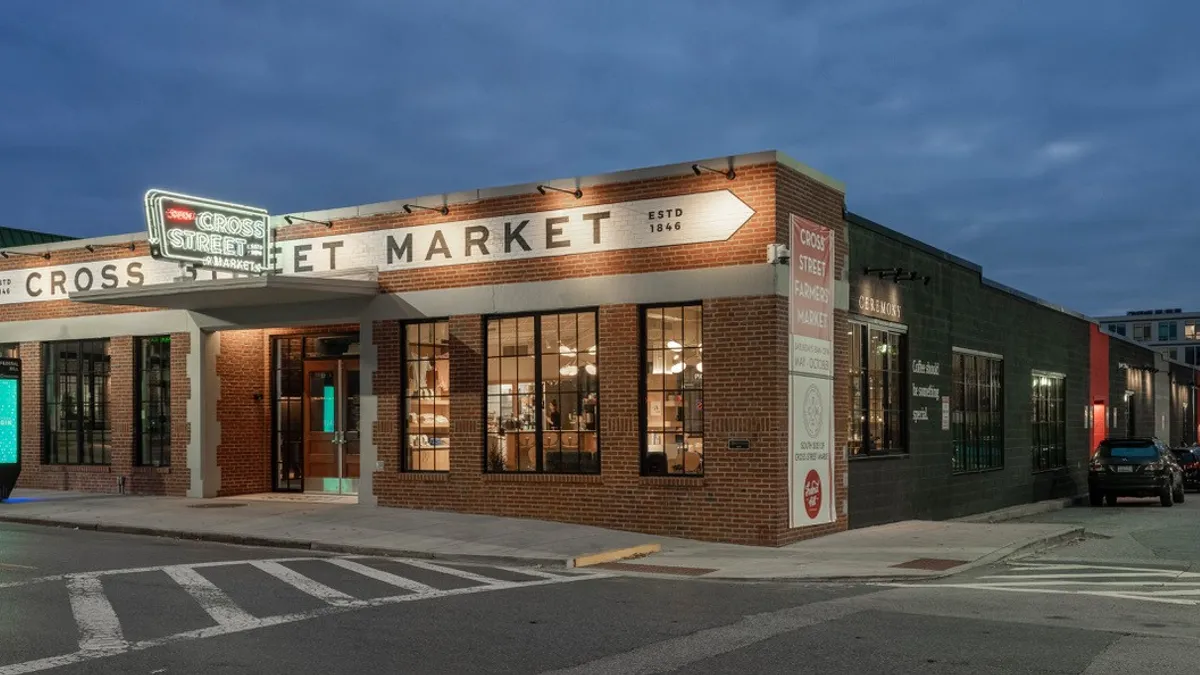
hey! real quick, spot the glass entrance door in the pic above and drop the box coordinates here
[302,359,360,495]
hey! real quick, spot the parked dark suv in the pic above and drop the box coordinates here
[1088,437,1184,507]
[1171,446,1200,492]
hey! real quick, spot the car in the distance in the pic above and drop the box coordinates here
[1171,446,1200,492]
[1089,437,1184,507]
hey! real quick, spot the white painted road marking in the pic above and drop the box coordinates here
[162,565,259,628]
[326,557,438,595]
[883,561,1200,606]
[66,575,125,654]
[249,560,361,607]
[0,556,608,675]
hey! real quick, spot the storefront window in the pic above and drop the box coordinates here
[952,351,1004,472]
[641,304,703,476]
[1031,373,1066,471]
[43,339,111,465]
[403,321,450,472]
[135,336,172,467]
[0,344,17,359]
[486,311,599,473]
[847,323,905,456]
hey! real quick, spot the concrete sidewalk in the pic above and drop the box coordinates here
[0,490,1082,581]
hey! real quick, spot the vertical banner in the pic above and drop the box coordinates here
[788,215,835,528]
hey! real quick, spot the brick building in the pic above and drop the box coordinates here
[0,150,1195,545]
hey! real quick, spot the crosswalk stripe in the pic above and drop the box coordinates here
[162,565,259,628]
[248,561,361,607]
[325,558,438,595]
[1007,563,1196,575]
[66,576,125,653]
[399,560,510,586]
[981,572,1190,580]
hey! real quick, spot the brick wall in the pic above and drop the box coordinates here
[215,329,269,496]
[774,164,850,544]
[373,298,797,546]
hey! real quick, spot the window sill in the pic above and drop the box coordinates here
[40,464,112,472]
[952,466,1005,476]
[482,473,603,484]
[132,466,171,474]
[396,471,449,481]
[849,453,909,462]
[639,476,705,487]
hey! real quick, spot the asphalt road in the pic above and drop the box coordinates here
[4,521,1200,674]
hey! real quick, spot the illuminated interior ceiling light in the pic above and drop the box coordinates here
[584,363,597,375]
[670,361,685,374]
[691,163,736,180]
[559,344,574,355]
[84,242,136,253]
[283,215,333,228]
[559,364,579,377]
[403,203,450,216]
[587,345,596,355]
[667,340,683,352]
[695,362,703,373]
[0,250,51,260]
[536,184,583,199]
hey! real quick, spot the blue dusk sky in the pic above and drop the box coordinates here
[1,0,1196,316]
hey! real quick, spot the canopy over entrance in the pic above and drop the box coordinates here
[69,269,379,312]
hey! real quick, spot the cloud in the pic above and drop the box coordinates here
[0,0,1198,316]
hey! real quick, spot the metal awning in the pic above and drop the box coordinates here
[69,270,379,311]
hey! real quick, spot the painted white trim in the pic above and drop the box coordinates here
[1032,369,1066,379]
[0,310,195,342]
[848,316,908,333]
[953,346,1004,360]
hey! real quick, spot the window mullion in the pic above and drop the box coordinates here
[534,317,543,473]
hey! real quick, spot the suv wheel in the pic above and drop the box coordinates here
[1161,485,1174,507]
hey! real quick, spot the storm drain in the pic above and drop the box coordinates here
[889,558,968,571]
[591,562,718,576]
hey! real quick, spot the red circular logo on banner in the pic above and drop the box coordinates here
[803,470,822,520]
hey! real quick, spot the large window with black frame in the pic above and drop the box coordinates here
[642,304,704,475]
[847,322,906,457]
[43,339,112,465]
[135,336,172,466]
[1031,372,1066,471]
[0,344,17,359]
[403,320,451,472]
[951,350,1004,472]
[485,311,599,473]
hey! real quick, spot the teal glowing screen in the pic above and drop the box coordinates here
[0,379,16,464]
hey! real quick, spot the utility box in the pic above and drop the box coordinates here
[0,358,20,501]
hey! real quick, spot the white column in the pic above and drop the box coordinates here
[186,323,221,498]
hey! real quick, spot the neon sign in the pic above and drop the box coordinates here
[144,189,272,275]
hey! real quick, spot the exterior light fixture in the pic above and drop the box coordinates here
[537,184,583,199]
[84,242,137,253]
[403,204,450,216]
[0,250,51,260]
[691,163,736,180]
[283,215,334,228]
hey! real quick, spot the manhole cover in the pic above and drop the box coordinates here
[590,562,717,576]
[890,558,968,571]
[186,502,247,509]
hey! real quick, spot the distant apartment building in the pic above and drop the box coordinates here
[1094,308,1200,365]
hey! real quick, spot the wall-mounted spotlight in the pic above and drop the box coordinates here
[0,250,51,260]
[537,184,583,199]
[85,242,136,253]
[283,215,333,228]
[894,271,933,286]
[692,163,736,180]
[863,266,901,279]
[403,203,449,216]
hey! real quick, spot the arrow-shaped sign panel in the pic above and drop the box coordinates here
[271,189,757,274]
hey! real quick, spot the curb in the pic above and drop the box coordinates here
[0,515,610,570]
[950,496,1080,524]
